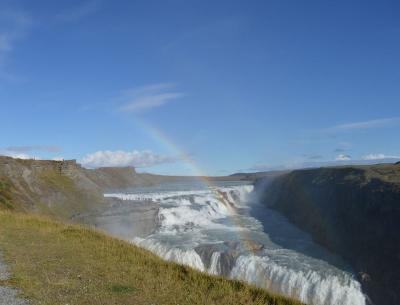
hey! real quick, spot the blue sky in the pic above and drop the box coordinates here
[0,0,400,175]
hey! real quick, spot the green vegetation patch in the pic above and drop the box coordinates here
[110,284,137,294]
[36,169,103,218]
[38,169,76,192]
[0,178,15,210]
[0,211,303,305]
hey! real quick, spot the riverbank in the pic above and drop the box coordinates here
[0,211,303,305]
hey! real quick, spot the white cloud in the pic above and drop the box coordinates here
[0,145,62,161]
[0,33,12,52]
[0,9,31,78]
[5,145,62,153]
[80,150,177,168]
[244,153,400,174]
[0,151,34,160]
[335,154,352,161]
[121,93,183,112]
[55,0,103,22]
[0,11,30,50]
[362,153,400,160]
[324,117,400,133]
[117,83,184,113]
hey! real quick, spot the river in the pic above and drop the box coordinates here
[100,180,366,305]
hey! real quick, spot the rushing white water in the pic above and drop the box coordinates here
[105,182,366,305]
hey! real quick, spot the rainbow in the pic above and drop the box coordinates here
[136,119,259,253]
[137,119,207,177]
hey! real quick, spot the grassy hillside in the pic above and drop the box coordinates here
[257,163,400,305]
[0,211,302,305]
[0,157,107,218]
[0,156,258,219]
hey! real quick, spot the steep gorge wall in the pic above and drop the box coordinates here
[0,157,103,217]
[0,156,250,219]
[0,157,153,218]
[256,165,400,305]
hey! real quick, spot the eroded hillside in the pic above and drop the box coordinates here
[0,156,255,219]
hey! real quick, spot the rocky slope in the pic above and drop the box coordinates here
[0,157,99,217]
[0,156,170,218]
[256,164,400,305]
[0,156,253,219]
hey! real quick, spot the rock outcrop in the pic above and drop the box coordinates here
[0,156,168,218]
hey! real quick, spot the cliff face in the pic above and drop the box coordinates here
[0,157,98,217]
[257,164,400,305]
[0,156,255,219]
[0,157,162,218]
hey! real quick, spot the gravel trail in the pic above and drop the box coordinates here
[0,252,28,305]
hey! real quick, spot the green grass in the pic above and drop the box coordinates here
[1,167,104,218]
[31,169,106,219]
[0,178,14,210]
[0,211,303,305]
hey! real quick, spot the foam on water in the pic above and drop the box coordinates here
[208,251,221,275]
[105,183,366,305]
[134,237,206,271]
[231,255,365,305]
